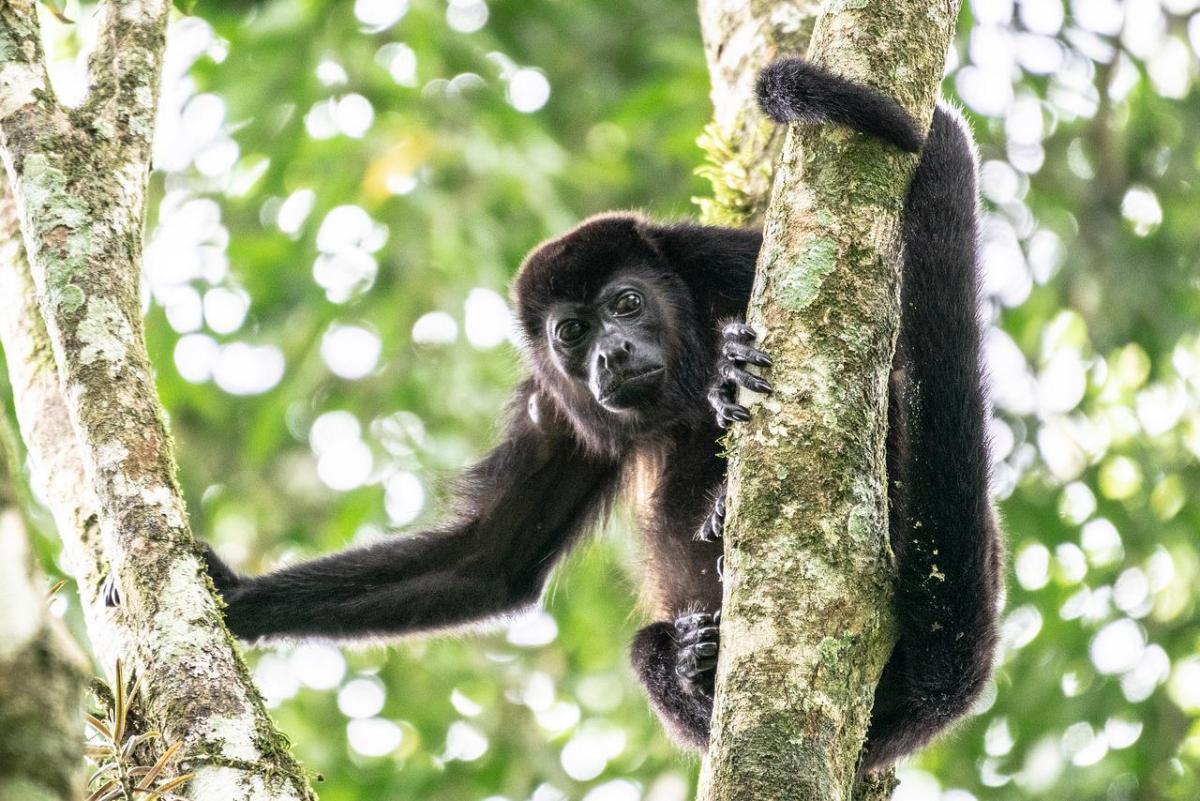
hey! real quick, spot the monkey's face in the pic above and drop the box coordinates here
[545,276,671,414]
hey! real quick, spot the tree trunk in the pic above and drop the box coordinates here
[0,404,87,801]
[0,5,313,798]
[696,0,821,227]
[695,2,961,801]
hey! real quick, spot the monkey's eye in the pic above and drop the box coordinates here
[612,291,643,317]
[554,319,588,345]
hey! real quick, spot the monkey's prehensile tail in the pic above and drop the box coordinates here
[755,57,924,153]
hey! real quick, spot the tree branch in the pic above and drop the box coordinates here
[0,5,314,798]
[0,188,128,664]
[85,0,169,166]
[0,0,57,112]
[0,391,87,801]
[695,0,820,226]
[696,2,960,800]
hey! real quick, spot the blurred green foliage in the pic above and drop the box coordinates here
[6,0,1200,800]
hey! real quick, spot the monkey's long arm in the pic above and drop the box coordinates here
[209,383,621,641]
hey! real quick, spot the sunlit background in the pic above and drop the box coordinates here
[4,0,1200,799]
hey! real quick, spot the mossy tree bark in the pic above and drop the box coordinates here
[695,0,821,227]
[0,399,88,801]
[695,2,961,800]
[0,4,313,799]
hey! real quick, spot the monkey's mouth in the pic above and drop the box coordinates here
[597,366,664,409]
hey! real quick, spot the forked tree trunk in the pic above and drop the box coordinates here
[0,4,312,798]
[695,2,961,800]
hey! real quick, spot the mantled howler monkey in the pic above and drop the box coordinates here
[198,58,1002,773]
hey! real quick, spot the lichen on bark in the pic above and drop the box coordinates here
[0,4,313,798]
[695,2,961,800]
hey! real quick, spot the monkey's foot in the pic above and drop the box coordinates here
[708,322,772,428]
[675,610,721,696]
[696,486,726,542]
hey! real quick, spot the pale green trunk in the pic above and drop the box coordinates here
[695,2,961,800]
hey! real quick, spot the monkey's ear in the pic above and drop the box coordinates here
[632,220,684,264]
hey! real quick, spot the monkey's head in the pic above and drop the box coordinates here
[514,213,701,433]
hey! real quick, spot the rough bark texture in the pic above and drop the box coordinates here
[696,2,960,801]
[696,0,820,226]
[0,190,129,673]
[0,4,314,799]
[0,403,88,801]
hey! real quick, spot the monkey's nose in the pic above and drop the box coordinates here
[598,338,634,369]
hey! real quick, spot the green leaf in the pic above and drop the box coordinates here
[37,0,72,23]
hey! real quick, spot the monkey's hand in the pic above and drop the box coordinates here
[708,322,772,428]
[202,544,242,599]
[675,610,721,696]
[696,485,726,542]
[102,543,241,608]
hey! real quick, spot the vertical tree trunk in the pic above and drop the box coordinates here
[0,399,87,801]
[0,5,313,798]
[0,190,131,689]
[695,2,961,801]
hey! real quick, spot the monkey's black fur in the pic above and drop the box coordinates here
[757,57,925,153]
[200,58,1002,774]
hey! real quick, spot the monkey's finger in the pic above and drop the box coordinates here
[680,626,721,647]
[677,652,717,679]
[722,341,773,367]
[709,389,750,428]
[684,649,718,673]
[722,404,751,423]
[674,612,716,634]
[696,515,722,542]
[723,322,757,341]
[722,364,772,394]
[707,386,734,412]
[102,573,121,608]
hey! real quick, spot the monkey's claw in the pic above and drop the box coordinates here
[696,486,726,542]
[102,572,120,608]
[675,609,721,695]
[709,322,772,427]
[102,545,239,609]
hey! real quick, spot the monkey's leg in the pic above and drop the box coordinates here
[631,611,720,749]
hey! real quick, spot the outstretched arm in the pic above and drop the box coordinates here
[210,381,622,642]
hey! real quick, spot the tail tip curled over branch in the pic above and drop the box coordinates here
[755,57,924,154]
[755,58,817,124]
